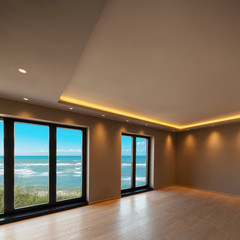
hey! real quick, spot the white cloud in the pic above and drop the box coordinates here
[57,149,82,153]
[137,142,146,147]
[37,150,48,153]
[33,149,82,153]
[122,149,132,155]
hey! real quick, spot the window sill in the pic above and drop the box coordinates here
[0,201,88,225]
[121,187,153,197]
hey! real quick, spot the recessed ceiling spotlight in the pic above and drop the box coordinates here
[23,97,29,101]
[102,114,105,117]
[69,107,73,110]
[18,68,27,74]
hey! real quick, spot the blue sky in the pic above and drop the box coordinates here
[0,121,146,156]
[13,122,82,156]
[121,136,147,156]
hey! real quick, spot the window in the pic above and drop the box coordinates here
[121,136,133,190]
[14,122,49,208]
[121,133,150,194]
[56,127,82,201]
[0,118,87,223]
[136,138,147,187]
[0,120,3,213]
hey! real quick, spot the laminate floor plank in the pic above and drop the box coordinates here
[1,186,240,240]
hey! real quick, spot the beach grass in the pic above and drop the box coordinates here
[0,188,3,213]
[0,187,81,212]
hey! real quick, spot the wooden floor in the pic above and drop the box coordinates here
[1,186,240,240]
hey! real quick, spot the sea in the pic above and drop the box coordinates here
[121,156,147,189]
[0,156,82,190]
[0,156,147,190]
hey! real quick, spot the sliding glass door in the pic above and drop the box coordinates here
[14,122,49,208]
[0,117,87,219]
[121,135,133,190]
[136,138,148,187]
[121,134,150,193]
[56,127,83,201]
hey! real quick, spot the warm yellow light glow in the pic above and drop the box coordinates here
[206,131,223,151]
[184,134,196,149]
[59,96,240,130]
[23,97,29,101]
[59,96,179,128]
[182,115,240,129]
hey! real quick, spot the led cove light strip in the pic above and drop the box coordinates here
[59,96,240,130]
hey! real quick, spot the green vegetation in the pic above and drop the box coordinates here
[0,188,3,213]
[0,186,81,213]
[56,187,81,201]
[14,187,49,209]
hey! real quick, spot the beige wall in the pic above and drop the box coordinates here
[176,123,240,196]
[2,97,240,201]
[0,98,176,203]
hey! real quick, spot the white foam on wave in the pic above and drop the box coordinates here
[122,177,146,181]
[58,163,81,166]
[121,163,146,167]
[16,163,49,166]
[56,171,81,177]
[15,169,49,177]
[15,163,82,167]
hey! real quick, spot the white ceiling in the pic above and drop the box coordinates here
[0,0,240,127]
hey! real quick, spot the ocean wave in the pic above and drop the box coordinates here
[121,163,146,167]
[13,163,81,167]
[16,163,49,166]
[122,177,146,181]
[15,169,49,177]
[58,163,81,166]
[57,171,81,177]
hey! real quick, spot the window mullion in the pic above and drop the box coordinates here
[4,118,14,214]
[49,125,56,205]
[132,137,136,189]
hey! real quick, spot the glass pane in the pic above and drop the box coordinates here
[136,138,147,187]
[57,128,82,201]
[14,122,49,208]
[121,136,132,190]
[0,121,3,213]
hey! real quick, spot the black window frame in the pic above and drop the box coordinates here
[0,117,87,224]
[121,133,152,196]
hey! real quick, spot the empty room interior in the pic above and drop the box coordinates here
[1,0,240,239]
